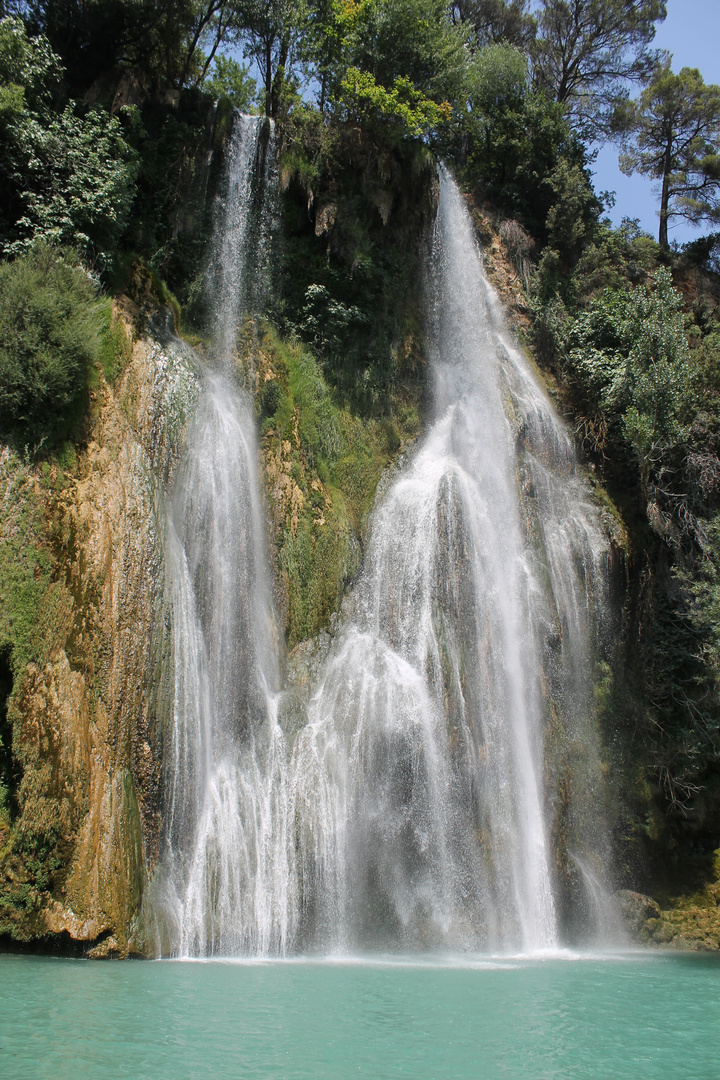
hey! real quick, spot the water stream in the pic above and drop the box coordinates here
[150,114,293,956]
[288,169,613,953]
[150,120,616,957]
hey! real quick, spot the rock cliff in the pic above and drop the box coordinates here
[0,297,201,955]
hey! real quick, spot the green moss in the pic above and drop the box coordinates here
[248,323,422,647]
[0,454,71,682]
[274,115,434,416]
[98,302,133,384]
[0,449,75,930]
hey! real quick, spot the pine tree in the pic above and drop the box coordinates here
[618,61,720,248]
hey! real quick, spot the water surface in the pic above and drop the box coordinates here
[1,952,718,1079]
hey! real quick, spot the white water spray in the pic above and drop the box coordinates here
[149,115,296,956]
[286,171,613,953]
[149,139,615,956]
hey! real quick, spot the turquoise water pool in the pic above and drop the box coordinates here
[1,951,718,1079]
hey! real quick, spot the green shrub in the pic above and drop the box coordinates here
[0,244,102,450]
[0,17,138,266]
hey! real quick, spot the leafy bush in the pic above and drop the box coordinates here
[458,46,588,238]
[545,269,693,490]
[0,16,138,267]
[204,55,259,112]
[4,103,139,263]
[0,244,103,450]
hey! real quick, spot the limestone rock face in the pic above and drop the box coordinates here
[1,310,199,955]
[618,869,720,952]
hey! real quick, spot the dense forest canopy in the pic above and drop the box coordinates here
[1,0,720,915]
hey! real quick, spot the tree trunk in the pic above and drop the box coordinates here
[265,41,273,117]
[270,37,290,118]
[659,137,672,249]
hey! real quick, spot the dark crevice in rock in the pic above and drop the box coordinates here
[0,643,17,819]
[0,928,144,960]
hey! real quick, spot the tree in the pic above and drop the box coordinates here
[338,67,452,138]
[340,0,468,107]
[293,0,467,137]
[0,16,138,265]
[0,243,103,449]
[450,0,536,51]
[0,12,62,112]
[460,44,589,237]
[617,62,720,249]
[234,0,306,116]
[176,1,246,90]
[532,0,666,134]
[203,53,259,109]
[24,0,243,93]
[560,267,692,493]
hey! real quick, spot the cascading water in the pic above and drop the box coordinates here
[149,131,616,956]
[149,114,296,957]
[287,169,613,953]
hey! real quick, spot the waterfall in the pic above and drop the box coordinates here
[149,134,615,956]
[150,114,296,957]
[286,169,614,953]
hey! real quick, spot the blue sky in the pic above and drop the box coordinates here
[591,0,720,244]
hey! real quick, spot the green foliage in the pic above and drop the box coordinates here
[683,517,720,683]
[543,159,602,264]
[531,196,720,855]
[449,0,536,50]
[335,0,468,106]
[308,0,467,136]
[0,17,138,265]
[616,61,720,248]
[567,217,660,302]
[458,47,587,238]
[0,244,103,450]
[0,14,62,116]
[339,67,451,139]
[3,103,139,264]
[533,158,604,301]
[466,41,527,109]
[204,54,259,111]
[252,323,420,645]
[532,0,667,135]
[548,268,693,491]
[682,232,720,275]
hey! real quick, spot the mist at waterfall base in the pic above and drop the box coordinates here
[145,115,619,959]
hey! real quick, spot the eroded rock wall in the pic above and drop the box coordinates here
[0,303,200,955]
